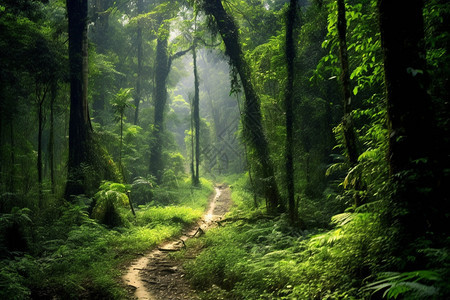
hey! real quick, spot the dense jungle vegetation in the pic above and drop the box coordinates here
[0,0,449,298]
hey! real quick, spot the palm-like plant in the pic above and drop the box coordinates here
[111,88,135,172]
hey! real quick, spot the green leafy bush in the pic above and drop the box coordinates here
[130,176,154,205]
[91,181,131,227]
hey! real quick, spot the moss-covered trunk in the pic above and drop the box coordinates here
[201,0,281,213]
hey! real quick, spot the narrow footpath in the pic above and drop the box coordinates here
[122,184,232,300]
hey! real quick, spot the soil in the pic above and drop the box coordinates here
[122,184,232,300]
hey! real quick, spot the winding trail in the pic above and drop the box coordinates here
[122,184,232,300]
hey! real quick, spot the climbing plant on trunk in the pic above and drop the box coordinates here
[149,14,193,183]
[337,0,361,206]
[199,0,282,213]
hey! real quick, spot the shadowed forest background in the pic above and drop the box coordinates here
[0,0,449,299]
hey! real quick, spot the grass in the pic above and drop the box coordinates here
[0,176,214,299]
[182,174,386,299]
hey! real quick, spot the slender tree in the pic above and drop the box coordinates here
[285,0,297,224]
[49,82,56,194]
[112,88,134,174]
[35,78,49,206]
[192,36,200,185]
[337,0,361,205]
[189,94,196,183]
[134,0,144,125]
[200,0,282,213]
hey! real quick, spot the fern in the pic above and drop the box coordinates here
[331,212,354,227]
[363,270,441,299]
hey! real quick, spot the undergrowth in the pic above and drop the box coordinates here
[0,176,214,299]
[184,175,450,299]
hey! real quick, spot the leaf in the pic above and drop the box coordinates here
[331,212,354,227]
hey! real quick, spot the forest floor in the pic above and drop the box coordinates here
[122,184,232,300]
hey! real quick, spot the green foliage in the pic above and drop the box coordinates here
[91,181,131,227]
[0,207,32,255]
[364,270,441,299]
[1,0,448,299]
[111,88,135,121]
[184,175,386,299]
[0,175,214,299]
[136,206,202,227]
[130,176,154,206]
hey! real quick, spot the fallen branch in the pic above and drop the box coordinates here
[216,215,275,226]
[158,247,181,252]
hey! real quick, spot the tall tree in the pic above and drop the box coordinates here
[192,36,200,186]
[134,0,144,125]
[65,0,92,198]
[378,0,447,251]
[149,18,170,182]
[200,0,282,213]
[49,82,57,194]
[34,75,49,206]
[337,0,361,205]
[149,13,193,182]
[285,0,297,224]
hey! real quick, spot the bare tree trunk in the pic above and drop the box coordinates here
[378,0,446,242]
[201,0,281,213]
[38,100,43,206]
[36,80,49,207]
[65,0,92,199]
[119,113,123,172]
[49,82,56,194]
[190,95,195,184]
[82,16,91,131]
[193,40,200,186]
[134,0,143,125]
[10,120,15,193]
[285,0,298,224]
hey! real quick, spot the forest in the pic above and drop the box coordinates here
[0,0,449,299]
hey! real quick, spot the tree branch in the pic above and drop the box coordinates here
[168,45,194,69]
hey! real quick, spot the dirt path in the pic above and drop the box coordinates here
[122,184,232,300]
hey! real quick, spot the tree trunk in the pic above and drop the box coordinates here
[285,0,297,224]
[193,41,200,186]
[49,82,56,194]
[337,0,361,206]
[65,0,91,199]
[190,96,195,184]
[201,0,281,213]
[134,0,143,125]
[337,0,358,165]
[149,33,169,183]
[119,113,123,172]
[35,79,49,206]
[378,0,445,239]
[82,16,91,131]
[38,99,43,206]
[9,120,15,193]
[149,23,192,183]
